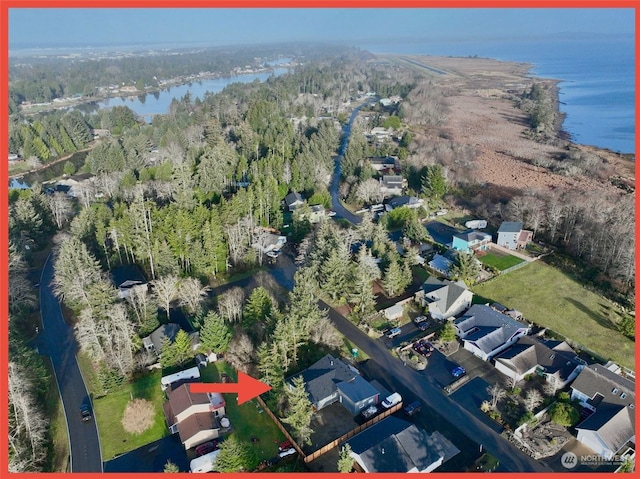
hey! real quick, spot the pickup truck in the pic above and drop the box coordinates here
[384,327,402,339]
[403,400,422,416]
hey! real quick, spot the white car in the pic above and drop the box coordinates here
[382,392,402,409]
[384,327,402,339]
[413,315,428,324]
[279,447,296,458]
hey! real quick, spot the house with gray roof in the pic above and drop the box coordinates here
[414,277,473,320]
[497,221,533,250]
[143,323,181,355]
[379,175,405,197]
[284,192,305,211]
[454,304,530,361]
[570,364,635,459]
[287,354,380,416]
[342,416,459,473]
[494,336,586,388]
[452,230,492,253]
[110,264,147,299]
[385,195,424,211]
[428,254,454,277]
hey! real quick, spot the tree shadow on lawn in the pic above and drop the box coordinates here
[564,297,618,331]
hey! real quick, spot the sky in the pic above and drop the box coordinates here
[8,8,635,50]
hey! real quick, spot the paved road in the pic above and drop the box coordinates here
[34,254,103,472]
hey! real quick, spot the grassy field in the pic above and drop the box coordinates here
[92,370,169,460]
[473,261,635,370]
[200,362,285,462]
[479,252,525,271]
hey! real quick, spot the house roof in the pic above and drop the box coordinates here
[577,405,634,455]
[418,277,469,316]
[388,196,421,209]
[146,323,181,352]
[455,304,529,355]
[571,364,635,409]
[178,412,220,445]
[381,175,403,188]
[498,221,524,233]
[453,230,492,243]
[166,383,211,418]
[285,192,304,207]
[110,264,147,288]
[289,354,377,407]
[429,254,453,273]
[494,336,583,381]
[344,416,458,473]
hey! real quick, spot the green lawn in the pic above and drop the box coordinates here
[200,362,286,462]
[473,261,635,370]
[479,252,525,271]
[92,370,169,460]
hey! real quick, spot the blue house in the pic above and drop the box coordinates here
[452,230,492,253]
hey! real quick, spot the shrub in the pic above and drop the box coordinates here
[517,411,537,426]
[557,391,571,403]
[549,402,580,427]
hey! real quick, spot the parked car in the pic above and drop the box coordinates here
[413,339,433,357]
[413,315,428,324]
[80,404,92,422]
[384,327,402,339]
[360,405,379,420]
[266,249,281,259]
[417,321,430,331]
[422,341,435,352]
[451,366,466,378]
[279,448,296,458]
[403,400,422,416]
[381,392,402,409]
[195,440,219,457]
[278,440,293,452]
[221,373,231,383]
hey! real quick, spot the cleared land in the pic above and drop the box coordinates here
[479,252,524,271]
[472,261,634,370]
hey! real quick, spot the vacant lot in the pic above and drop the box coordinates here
[473,261,634,370]
[93,370,168,460]
[479,252,524,271]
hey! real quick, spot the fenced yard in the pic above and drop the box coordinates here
[479,251,525,271]
[473,261,635,370]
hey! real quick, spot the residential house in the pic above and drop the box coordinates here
[288,354,380,415]
[163,383,226,450]
[497,221,533,250]
[494,336,586,387]
[284,192,305,211]
[110,264,147,299]
[367,156,400,172]
[454,304,531,361]
[428,254,454,277]
[570,364,635,459]
[379,175,405,197]
[385,196,424,211]
[384,303,404,321]
[369,127,393,140]
[92,128,111,139]
[342,416,459,473]
[452,230,492,253]
[57,173,96,198]
[414,277,473,320]
[251,229,287,254]
[143,323,181,355]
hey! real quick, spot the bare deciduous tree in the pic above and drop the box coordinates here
[48,192,74,229]
[355,178,384,205]
[152,275,181,321]
[225,331,257,375]
[218,287,245,323]
[178,277,210,315]
[487,384,506,411]
[524,388,543,412]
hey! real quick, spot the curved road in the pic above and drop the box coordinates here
[35,254,103,472]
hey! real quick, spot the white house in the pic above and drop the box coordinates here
[414,277,473,320]
[454,304,530,361]
[497,221,533,250]
[570,364,635,459]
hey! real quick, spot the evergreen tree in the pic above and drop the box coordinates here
[163,460,180,473]
[421,164,447,200]
[172,329,193,366]
[337,444,354,473]
[320,248,353,302]
[282,376,314,446]
[199,311,232,354]
[213,436,258,472]
[242,287,275,328]
[257,341,285,391]
[451,251,480,286]
[383,257,410,297]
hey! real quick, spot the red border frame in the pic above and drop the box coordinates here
[1,2,637,478]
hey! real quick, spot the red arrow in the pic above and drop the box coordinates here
[189,371,271,405]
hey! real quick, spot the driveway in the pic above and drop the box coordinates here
[425,221,462,246]
[34,254,103,472]
[104,434,189,472]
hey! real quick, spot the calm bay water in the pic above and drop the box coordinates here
[362,36,635,154]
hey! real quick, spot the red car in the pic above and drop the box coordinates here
[278,440,293,452]
[195,440,218,457]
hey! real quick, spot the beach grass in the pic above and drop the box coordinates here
[472,261,635,370]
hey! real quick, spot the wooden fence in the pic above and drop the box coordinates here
[303,402,403,464]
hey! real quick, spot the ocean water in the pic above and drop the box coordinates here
[362,35,635,155]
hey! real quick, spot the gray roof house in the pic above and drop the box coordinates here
[494,336,586,387]
[454,304,531,361]
[385,195,424,211]
[570,364,635,459]
[287,354,380,416]
[143,323,181,355]
[342,416,459,473]
[284,192,305,211]
[414,277,473,320]
[428,254,454,277]
[110,264,148,299]
[497,221,533,250]
[379,175,405,197]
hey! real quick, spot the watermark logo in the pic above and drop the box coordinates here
[561,452,578,469]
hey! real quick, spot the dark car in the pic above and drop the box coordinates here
[451,366,466,378]
[80,404,92,422]
[414,339,433,357]
[403,400,422,416]
[195,440,218,457]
